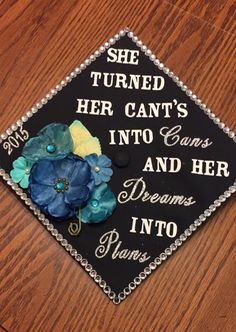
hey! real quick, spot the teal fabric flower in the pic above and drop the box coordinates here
[10,156,34,189]
[79,183,117,223]
[85,153,113,186]
[22,123,73,163]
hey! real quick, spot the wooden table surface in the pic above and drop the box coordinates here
[0,1,235,331]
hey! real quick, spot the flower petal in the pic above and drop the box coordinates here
[19,175,30,189]
[74,137,101,158]
[22,136,49,162]
[87,177,95,192]
[65,185,90,207]
[85,153,98,167]
[101,168,113,177]
[93,172,101,186]
[30,183,56,205]
[13,156,27,170]
[97,155,112,167]
[46,194,75,219]
[79,208,107,224]
[99,169,112,182]
[43,123,73,156]
[69,159,92,187]
[69,120,92,143]
[10,168,24,183]
[31,160,56,185]
[92,182,108,200]
[53,156,76,179]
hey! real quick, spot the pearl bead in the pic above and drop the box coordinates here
[25,168,31,175]
[95,166,100,173]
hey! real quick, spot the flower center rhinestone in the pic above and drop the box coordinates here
[90,199,99,208]
[94,166,100,173]
[54,178,69,193]
[46,143,56,154]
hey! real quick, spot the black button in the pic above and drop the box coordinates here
[113,151,130,168]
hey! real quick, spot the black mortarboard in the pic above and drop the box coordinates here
[0,28,235,304]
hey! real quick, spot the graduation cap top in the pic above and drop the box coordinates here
[0,28,235,304]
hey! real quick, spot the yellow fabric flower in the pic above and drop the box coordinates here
[69,120,102,158]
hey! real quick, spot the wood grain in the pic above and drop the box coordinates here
[0,325,8,332]
[168,0,236,35]
[0,1,235,331]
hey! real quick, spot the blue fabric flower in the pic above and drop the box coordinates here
[29,154,94,220]
[10,156,34,189]
[22,123,73,163]
[79,183,117,223]
[85,153,113,186]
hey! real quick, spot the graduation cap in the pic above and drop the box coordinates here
[0,28,235,304]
